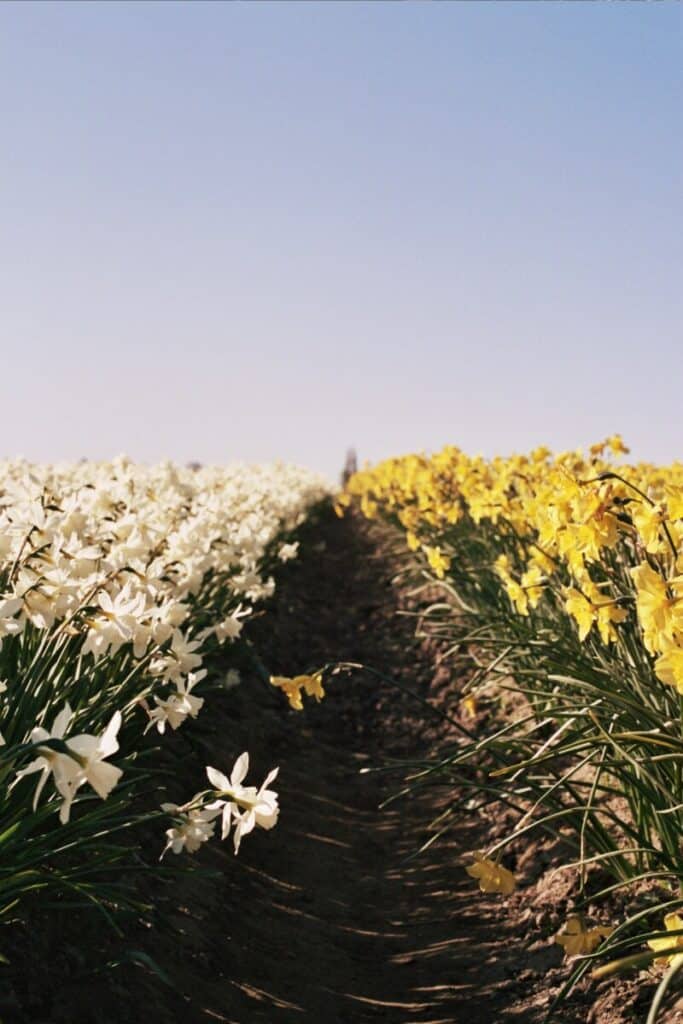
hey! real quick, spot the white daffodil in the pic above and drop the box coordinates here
[58,711,124,823]
[160,804,221,857]
[17,579,57,631]
[170,629,204,675]
[0,596,23,640]
[57,533,102,579]
[145,670,206,734]
[0,457,330,852]
[205,752,279,854]
[231,566,275,603]
[214,604,250,644]
[15,703,77,811]
[277,541,299,562]
[150,630,204,683]
[81,585,147,659]
[151,599,189,644]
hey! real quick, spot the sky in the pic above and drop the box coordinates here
[1,1,681,479]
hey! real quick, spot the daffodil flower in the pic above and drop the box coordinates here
[15,705,123,823]
[145,670,206,734]
[655,640,683,693]
[161,804,221,857]
[0,596,23,640]
[277,541,299,562]
[214,604,250,643]
[647,912,683,968]
[15,703,76,812]
[465,853,516,895]
[423,545,450,580]
[58,710,124,823]
[270,672,325,710]
[205,753,279,854]
[555,915,612,957]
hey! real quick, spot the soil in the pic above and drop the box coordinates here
[1,507,678,1024]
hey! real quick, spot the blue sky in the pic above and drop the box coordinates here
[1,2,680,477]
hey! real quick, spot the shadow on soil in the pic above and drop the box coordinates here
[2,508,652,1024]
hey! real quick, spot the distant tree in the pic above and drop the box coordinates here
[341,448,358,487]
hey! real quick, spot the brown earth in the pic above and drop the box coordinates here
[2,508,678,1024]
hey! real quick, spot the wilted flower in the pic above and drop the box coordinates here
[465,853,516,895]
[555,916,613,957]
[270,675,305,710]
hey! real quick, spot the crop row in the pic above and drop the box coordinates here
[344,436,683,1015]
[0,457,328,927]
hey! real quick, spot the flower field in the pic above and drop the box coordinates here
[345,436,683,1020]
[3,442,683,1022]
[0,457,328,931]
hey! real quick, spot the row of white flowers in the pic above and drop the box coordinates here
[0,457,329,886]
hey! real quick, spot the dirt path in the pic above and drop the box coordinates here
[170,509,496,1023]
[153,508,589,1024]
[10,509,645,1023]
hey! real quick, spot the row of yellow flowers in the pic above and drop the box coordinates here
[344,437,683,1004]
[344,436,683,694]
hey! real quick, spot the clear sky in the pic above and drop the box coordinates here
[1,2,681,478]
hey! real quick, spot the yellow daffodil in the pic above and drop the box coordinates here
[424,545,451,580]
[405,530,421,552]
[461,694,478,717]
[345,439,683,669]
[555,916,612,957]
[654,640,683,693]
[360,495,378,519]
[301,672,325,701]
[565,588,595,641]
[270,673,325,710]
[631,502,668,555]
[269,676,305,710]
[630,563,683,654]
[465,853,516,895]
[504,578,529,616]
[594,598,628,645]
[495,555,530,616]
[520,564,545,609]
[664,486,683,521]
[647,912,683,968]
[333,492,351,518]
[607,434,630,456]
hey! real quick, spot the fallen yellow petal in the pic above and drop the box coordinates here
[465,854,516,895]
